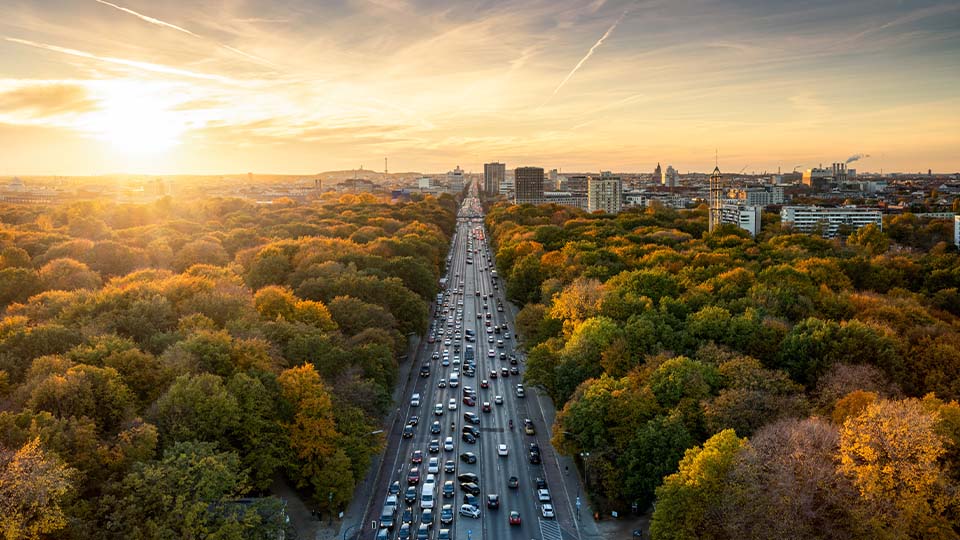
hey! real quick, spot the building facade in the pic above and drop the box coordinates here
[721,204,761,237]
[727,186,785,206]
[662,165,679,188]
[447,166,465,193]
[544,191,588,210]
[780,206,882,238]
[587,172,623,213]
[483,162,505,196]
[514,167,545,205]
[566,175,588,193]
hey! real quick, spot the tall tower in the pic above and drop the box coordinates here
[709,165,723,232]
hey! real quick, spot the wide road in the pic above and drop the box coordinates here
[364,181,580,540]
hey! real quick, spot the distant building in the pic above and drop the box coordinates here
[662,165,679,188]
[780,206,882,238]
[566,175,588,193]
[483,162,505,196]
[653,163,662,183]
[514,167,545,205]
[587,172,622,213]
[417,177,433,189]
[623,190,647,207]
[721,204,761,237]
[548,169,558,184]
[447,166,465,193]
[339,178,376,192]
[544,191,588,210]
[802,164,846,190]
[727,185,784,206]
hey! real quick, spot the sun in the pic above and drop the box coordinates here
[89,84,184,155]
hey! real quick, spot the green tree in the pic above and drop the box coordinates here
[0,438,76,540]
[152,374,240,448]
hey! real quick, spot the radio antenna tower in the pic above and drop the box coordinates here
[709,150,723,233]
[384,157,388,182]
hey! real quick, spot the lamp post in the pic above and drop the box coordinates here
[580,451,590,491]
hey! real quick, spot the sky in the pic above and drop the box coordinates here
[0,0,958,175]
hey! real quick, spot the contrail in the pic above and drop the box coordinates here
[541,4,634,108]
[94,0,200,37]
[93,0,277,67]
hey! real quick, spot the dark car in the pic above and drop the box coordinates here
[430,421,442,434]
[510,366,520,376]
[401,507,413,524]
[461,432,477,444]
[444,460,456,473]
[407,467,420,485]
[429,440,440,453]
[535,477,547,489]
[507,476,519,489]
[397,523,411,540]
[464,412,480,424]
[442,481,455,498]
[404,485,417,503]
[389,481,401,495]
[501,367,509,377]
[509,355,518,365]
[462,425,480,438]
[461,482,481,496]
[457,472,479,485]
[486,494,500,509]
[419,363,431,377]
[403,424,415,438]
[529,446,541,464]
[462,396,476,407]
[459,452,477,464]
[421,508,434,527]
[463,493,479,507]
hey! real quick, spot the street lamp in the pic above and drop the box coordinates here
[579,452,590,491]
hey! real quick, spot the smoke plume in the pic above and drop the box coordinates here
[846,153,870,164]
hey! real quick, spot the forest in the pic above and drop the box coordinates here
[0,192,457,539]
[486,201,960,539]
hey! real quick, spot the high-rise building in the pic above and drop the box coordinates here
[566,175,588,193]
[720,204,761,237]
[483,162,505,196]
[514,167,545,205]
[709,166,723,232]
[587,172,622,213]
[447,166,464,193]
[653,163,662,183]
[662,165,678,188]
[726,186,784,206]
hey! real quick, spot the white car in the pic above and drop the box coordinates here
[443,437,454,451]
[488,349,495,358]
[541,504,555,519]
[435,403,444,416]
[504,333,511,339]
[448,398,457,410]
[459,504,481,519]
[495,395,503,405]
[537,489,551,502]
[428,457,440,473]
[438,378,446,388]
[497,444,508,456]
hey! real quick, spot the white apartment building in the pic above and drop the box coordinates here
[544,191,588,211]
[721,204,761,237]
[587,173,623,213]
[447,166,465,193]
[780,206,882,238]
[727,186,784,206]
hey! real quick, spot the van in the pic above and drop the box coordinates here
[449,373,459,388]
[421,481,436,509]
[411,393,421,407]
[380,503,397,529]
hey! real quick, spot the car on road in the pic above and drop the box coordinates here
[401,507,413,524]
[460,482,480,496]
[524,419,535,435]
[411,450,423,464]
[535,477,547,489]
[405,485,417,503]
[430,421,441,434]
[480,379,489,388]
[508,510,521,525]
[438,528,451,540]
[459,451,477,464]
[403,424,415,438]
[421,508,434,527]
[495,395,503,405]
[501,367,509,377]
[510,366,520,376]
[444,460,455,473]
[541,503,556,518]
[507,476,519,489]
[389,481,401,495]
[488,349,495,357]
[443,437,454,451]
[427,457,439,473]
[397,523,411,540]
[434,404,444,416]
[457,472,479,484]
[529,443,541,464]
[442,481,455,499]
[448,398,457,410]
[463,493,479,507]
[411,394,421,407]
[461,432,476,444]
[462,425,480,438]
[429,440,440,453]
[486,494,499,509]
[407,467,420,485]
[459,504,481,519]
[408,416,419,426]
[416,523,429,540]
[482,401,491,412]
[489,370,497,379]
[440,504,454,524]
[537,488,551,502]
[516,384,525,398]
[464,412,480,424]
[462,396,475,406]
[497,444,508,456]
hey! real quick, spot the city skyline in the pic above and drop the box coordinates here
[1,0,958,175]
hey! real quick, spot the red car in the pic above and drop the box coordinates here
[482,402,491,412]
[407,467,420,485]
[411,450,423,464]
[463,396,476,406]
[508,511,521,525]
[480,379,489,389]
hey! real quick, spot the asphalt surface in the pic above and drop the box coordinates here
[359,184,588,540]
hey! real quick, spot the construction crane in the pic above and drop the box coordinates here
[738,165,749,174]
[792,165,802,173]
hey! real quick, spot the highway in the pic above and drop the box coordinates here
[364,181,580,540]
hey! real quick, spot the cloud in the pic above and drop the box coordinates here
[93,0,200,37]
[0,83,97,117]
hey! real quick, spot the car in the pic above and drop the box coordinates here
[460,482,480,496]
[434,404,444,416]
[443,437,454,451]
[401,507,413,524]
[457,472,479,484]
[416,523,429,540]
[489,370,497,379]
[510,366,520,376]
[459,504,481,519]
[463,493,479,507]
[409,416,419,426]
[432,352,440,360]
[487,335,494,343]
[462,396,475,406]
[495,395,503,405]
[438,528,451,540]
[486,494,500,509]
[464,412,480,424]
[429,440,440,453]
[377,528,389,540]
[420,363,431,377]
[497,444,508,456]
[501,367,509,377]
[444,460,455,473]
[507,476,519,489]
[504,332,511,339]
[427,457,439,473]
[541,503,555,518]
[448,398,457,410]
[499,352,507,361]
[462,425,480,438]
[516,384,525,398]
[480,379,489,388]
[421,508,434,527]
[405,485,418,503]
[440,504,454,524]
[407,467,420,485]
[397,523,411,540]
[482,401,491,412]
[509,355,518,365]
[537,488,551,502]
[509,510,521,525]
[488,349,495,357]
[403,424,415,438]
[461,432,476,444]
[535,477,547,489]
[389,481,401,495]
[430,421,442,434]
[411,394,421,407]
[459,452,477,464]
[441,357,450,366]
[442,481,455,499]
[411,450,423,464]
[524,419,535,435]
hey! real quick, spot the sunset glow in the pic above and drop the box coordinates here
[1,0,958,174]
